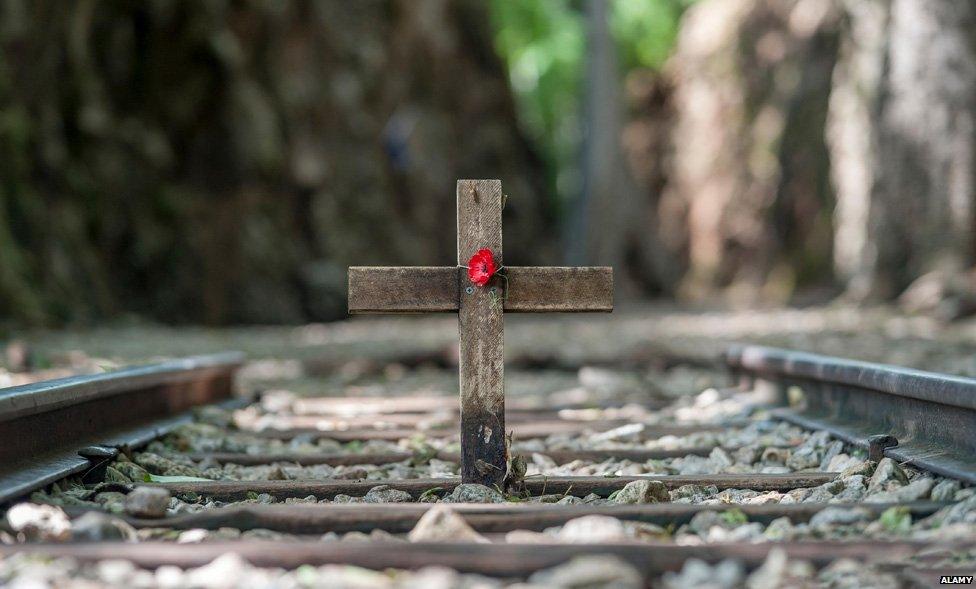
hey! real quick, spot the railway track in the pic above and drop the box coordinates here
[1,344,974,587]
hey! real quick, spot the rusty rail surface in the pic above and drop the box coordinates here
[727,344,976,483]
[0,352,243,504]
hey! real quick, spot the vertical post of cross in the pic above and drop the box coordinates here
[456,179,507,488]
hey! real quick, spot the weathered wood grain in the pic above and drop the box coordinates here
[286,394,664,416]
[188,446,720,467]
[345,179,618,488]
[456,179,507,486]
[348,266,612,313]
[113,501,947,534]
[504,266,613,312]
[0,540,943,577]
[348,267,457,313]
[245,421,734,441]
[155,473,838,501]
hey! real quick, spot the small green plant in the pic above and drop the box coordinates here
[880,506,912,533]
[419,487,445,502]
[720,508,748,526]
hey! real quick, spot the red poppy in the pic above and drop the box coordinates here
[467,248,497,286]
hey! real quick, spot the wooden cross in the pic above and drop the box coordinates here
[348,179,613,487]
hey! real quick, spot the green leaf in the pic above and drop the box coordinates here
[143,473,211,483]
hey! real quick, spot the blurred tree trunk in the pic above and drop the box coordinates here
[570,0,676,296]
[829,0,976,300]
[0,0,553,326]
[667,0,840,303]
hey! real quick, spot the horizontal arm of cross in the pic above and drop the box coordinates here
[348,266,613,314]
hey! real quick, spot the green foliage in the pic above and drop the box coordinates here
[489,0,584,204]
[611,0,696,71]
[489,0,695,204]
[879,506,912,534]
[720,508,749,526]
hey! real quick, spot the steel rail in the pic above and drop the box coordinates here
[727,344,976,483]
[0,352,244,504]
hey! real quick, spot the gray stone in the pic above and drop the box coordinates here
[6,503,71,541]
[591,423,646,443]
[931,480,961,502]
[363,485,413,503]
[134,452,205,478]
[817,558,900,588]
[674,455,718,475]
[407,505,487,543]
[779,487,811,504]
[746,548,789,589]
[709,447,734,469]
[536,494,568,504]
[866,478,934,503]
[662,558,744,589]
[185,553,251,588]
[112,461,149,483]
[625,521,669,540]
[868,458,909,492]
[669,484,719,503]
[839,460,875,479]
[94,491,128,514]
[442,483,505,504]
[819,441,845,471]
[809,507,873,527]
[530,555,643,589]
[786,446,822,470]
[333,467,369,480]
[830,475,867,503]
[557,495,584,505]
[715,489,760,503]
[332,494,364,503]
[505,529,551,543]
[826,453,861,473]
[956,488,976,501]
[763,517,795,541]
[927,495,976,527]
[760,447,791,466]
[612,480,669,504]
[557,515,629,543]
[124,486,172,518]
[103,466,131,484]
[70,511,137,542]
[802,479,846,503]
[687,511,738,534]
[579,367,659,398]
[734,445,761,465]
